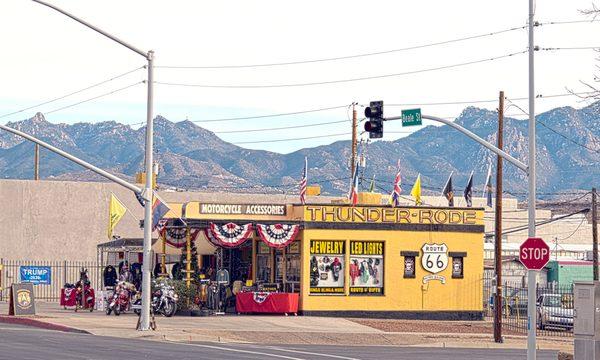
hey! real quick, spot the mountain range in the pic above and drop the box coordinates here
[0,102,598,197]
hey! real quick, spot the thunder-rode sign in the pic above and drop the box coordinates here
[519,237,550,270]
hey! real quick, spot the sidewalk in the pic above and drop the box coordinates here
[0,302,573,354]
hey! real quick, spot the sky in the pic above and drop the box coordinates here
[1,0,599,154]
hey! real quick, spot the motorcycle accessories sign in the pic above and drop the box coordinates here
[9,283,36,316]
[421,243,448,284]
[349,241,384,296]
[200,203,286,216]
[310,240,345,295]
[19,266,51,285]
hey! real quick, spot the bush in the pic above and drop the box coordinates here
[171,279,199,312]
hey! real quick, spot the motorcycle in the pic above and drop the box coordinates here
[106,281,136,316]
[134,280,178,317]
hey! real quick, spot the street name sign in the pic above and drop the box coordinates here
[401,108,422,127]
[519,237,550,270]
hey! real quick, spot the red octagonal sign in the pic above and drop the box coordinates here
[520,237,550,270]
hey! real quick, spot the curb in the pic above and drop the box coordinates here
[0,315,90,334]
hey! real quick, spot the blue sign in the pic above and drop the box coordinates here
[20,266,51,285]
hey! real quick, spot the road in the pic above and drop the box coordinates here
[0,323,558,360]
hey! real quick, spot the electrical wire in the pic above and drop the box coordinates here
[44,81,145,115]
[232,132,349,145]
[214,119,349,134]
[0,66,145,120]
[154,50,526,89]
[156,25,527,69]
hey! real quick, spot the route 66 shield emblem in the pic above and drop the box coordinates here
[421,243,448,274]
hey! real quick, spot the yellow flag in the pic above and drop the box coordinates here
[108,194,127,239]
[410,174,422,206]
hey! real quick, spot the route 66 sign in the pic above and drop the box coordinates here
[421,243,448,274]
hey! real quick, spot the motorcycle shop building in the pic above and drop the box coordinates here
[161,201,485,320]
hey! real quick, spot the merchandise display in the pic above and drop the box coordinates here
[349,241,384,295]
[309,240,345,294]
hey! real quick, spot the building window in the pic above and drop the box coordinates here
[401,251,419,278]
[449,252,466,279]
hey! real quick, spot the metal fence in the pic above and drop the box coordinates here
[483,275,574,337]
[0,259,102,301]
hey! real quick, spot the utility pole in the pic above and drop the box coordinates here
[527,0,538,358]
[593,187,598,281]
[494,91,504,343]
[34,144,39,180]
[351,103,357,179]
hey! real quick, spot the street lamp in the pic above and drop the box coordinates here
[32,0,155,331]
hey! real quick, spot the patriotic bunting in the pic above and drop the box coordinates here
[160,226,201,248]
[256,223,300,248]
[208,222,253,248]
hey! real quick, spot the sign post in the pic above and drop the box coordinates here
[520,236,550,351]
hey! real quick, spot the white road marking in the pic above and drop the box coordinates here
[263,346,361,360]
[171,342,307,359]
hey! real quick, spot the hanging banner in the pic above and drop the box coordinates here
[19,266,51,285]
[349,241,384,296]
[256,224,300,248]
[208,222,253,248]
[309,240,345,295]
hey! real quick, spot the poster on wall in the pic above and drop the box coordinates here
[309,240,345,295]
[349,241,384,295]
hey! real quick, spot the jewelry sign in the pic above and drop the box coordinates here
[309,240,345,295]
[349,241,384,296]
[421,243,448,284]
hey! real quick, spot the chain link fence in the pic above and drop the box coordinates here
[0,259,102,301]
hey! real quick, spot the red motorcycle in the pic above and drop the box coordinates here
[106,281,135,316]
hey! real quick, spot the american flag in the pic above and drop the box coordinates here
[390,161,402,207]
[299,156,308,204]
[348,166,359,206]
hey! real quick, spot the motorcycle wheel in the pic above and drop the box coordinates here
[106,307,112,316]
[133,299,141,315]
[114,306,120,316]
[163,300,177,317]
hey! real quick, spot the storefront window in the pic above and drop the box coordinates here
[401,251,418,279]
[309,240,345,295]
[349,241,384,296]
[256,241,271,282]
[449,252,466,279]
[275,249,284,283]
[286,241,300,283]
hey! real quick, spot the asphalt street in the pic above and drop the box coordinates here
[0,323,559,360]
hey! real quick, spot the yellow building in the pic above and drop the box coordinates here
[162,201,485,320]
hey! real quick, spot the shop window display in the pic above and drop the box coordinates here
[309,240,345,295]
[256,241,272,283]
[349,241,384,295]
[451,257,464,278]
[403,256,416,278]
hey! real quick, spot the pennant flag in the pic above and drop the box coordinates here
[410,174,422,206]
[299,156,308,204]
[464,171,474,207]
[442,172,454,207]
[483,163,493,207]
[348,166,359,206]
[369,174,375,193]
[151,191,171,230]
[134,190,145,207]
[108,194,127,239]
[390,161,402,207]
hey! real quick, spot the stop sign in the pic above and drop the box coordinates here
[519,237,550,270]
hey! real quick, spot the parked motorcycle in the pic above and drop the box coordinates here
[133,280,178,317]
[106,281,136,316]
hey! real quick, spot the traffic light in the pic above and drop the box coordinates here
[364,101,383,138]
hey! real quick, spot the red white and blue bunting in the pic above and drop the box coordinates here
[208,222,253,248]
[160,227,201,248]
[256,224,300,248]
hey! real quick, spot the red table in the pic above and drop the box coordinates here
[236,292,299,315]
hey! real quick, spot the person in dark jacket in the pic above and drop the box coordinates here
[103,265,117,287]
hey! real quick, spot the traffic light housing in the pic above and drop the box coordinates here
[364,101,383,138]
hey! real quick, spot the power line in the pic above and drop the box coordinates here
[154,50,526,89]
[232,132,349,145]
[156,25,527,69]
[0,66,145,120]
[214,119,349,134]
[44,81,145,115]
